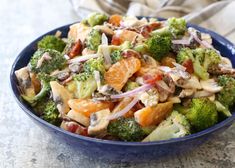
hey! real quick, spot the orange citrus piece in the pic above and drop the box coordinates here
[134,102,173,126]
[109,14,122,26]
[104,57,141,91]
[68,99,114,118]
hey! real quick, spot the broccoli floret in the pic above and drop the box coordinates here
[41,100,61,125]
[203,49,221,70]
[193,56,209,80]
[22,73,56,106]
[176,48,221,80]
[151,17,186,38]
[33,98,61,125]
[29,48,66,74]
[110,50,122,64]
[86,29,101,51]
[85,13,108,27]
[214,101,232,118]
[167,17,187,37]
[192,48,205,64]
[145,34,172,61]
[176,47,194,64]
[186,98,218,132]
[143,111,191,142]
[133,44,148,55]
[62,38,75,55]
[217,75,235,109]
[173,104,190,115]
[151,27,172,38]
[124,81,139,91]
[83,57,105,74]
[73,72,97,99]
[38,35,66,52]
[107,117,146,141]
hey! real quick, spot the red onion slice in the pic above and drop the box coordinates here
[188,27,214,49]
[110,84,153,99]
[107,96,139,120]
[68,54,100,64]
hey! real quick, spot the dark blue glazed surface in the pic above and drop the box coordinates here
[10,20,235,163]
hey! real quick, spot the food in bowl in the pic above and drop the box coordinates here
[14,13,235,142]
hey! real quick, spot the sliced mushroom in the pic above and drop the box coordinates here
[178,76,202,89]
[179,89,195,98]
[200,79,222,93]
[69,63,82,73]
[15,67,35,97]
[94,25,114,35]
[50,81,72,115]
[208,64,235,78]
[88,109,110,138]
[193,90,214,98]
[50,68,71,81]
[67,110,90,127]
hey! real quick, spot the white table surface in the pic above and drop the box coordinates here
[0,0,234,167]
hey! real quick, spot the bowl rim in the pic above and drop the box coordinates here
[10,21,235,146]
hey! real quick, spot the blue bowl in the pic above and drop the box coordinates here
[10,21,235,163]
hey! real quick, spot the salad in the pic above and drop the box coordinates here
[15,13,235,142]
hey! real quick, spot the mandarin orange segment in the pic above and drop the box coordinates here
[112,30,139,45]
[134,102,173,126]
[104,57,141,91]
[68,99,114,117]
[109,14,122,26]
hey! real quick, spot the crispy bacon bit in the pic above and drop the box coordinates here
[140,22,161,37]
[149,22,161,30]
[182,59,194,73]
[143,74,162,84]
[62,121,88,136]
[68,39,82,58]
[140,25,152,38]
[111,35,122,45]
